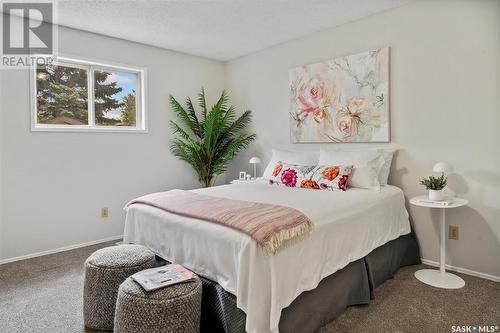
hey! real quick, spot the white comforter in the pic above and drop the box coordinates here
[123,181,411,333]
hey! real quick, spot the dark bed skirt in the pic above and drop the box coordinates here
[156,232,420,333]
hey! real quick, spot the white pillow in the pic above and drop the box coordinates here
[263,149,319,179]
[377,149,395,185]
[347,166,381,191]
[319,149,381,168]
[319,149,383,190]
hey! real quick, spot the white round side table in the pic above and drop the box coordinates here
[410,195,468,289]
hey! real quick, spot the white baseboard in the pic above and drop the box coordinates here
[421,258,500,283]
[0,235,123,265]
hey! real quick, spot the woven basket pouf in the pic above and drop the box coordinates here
[83,244,156,331]
[114,276,202,333]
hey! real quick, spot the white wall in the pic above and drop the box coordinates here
[0,21,225,260]
[225,0,500,277]
[2,1,499,278]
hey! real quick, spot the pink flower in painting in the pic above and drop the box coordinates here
[281,168,298,187]
[330,96,370,142]
[338,175,349,191]
[295,76,337,122]
[336,115,358,142]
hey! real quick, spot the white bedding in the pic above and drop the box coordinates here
[123,181,411,333]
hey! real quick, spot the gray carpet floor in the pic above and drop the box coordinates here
[0,241,499,333]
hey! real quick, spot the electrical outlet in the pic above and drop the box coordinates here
[101,207,109,218]
[449,225,459,240]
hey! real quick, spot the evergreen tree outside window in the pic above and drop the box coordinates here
[31,56,145,132]
[36,63,88,125]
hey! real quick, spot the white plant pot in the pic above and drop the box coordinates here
[428,189,444,201]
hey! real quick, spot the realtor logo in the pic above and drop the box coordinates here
[2,1,53,54]
[1,0,56,68]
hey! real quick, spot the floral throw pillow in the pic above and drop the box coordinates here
[269,162,352,191]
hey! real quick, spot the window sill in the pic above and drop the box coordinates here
[30,125,148,133]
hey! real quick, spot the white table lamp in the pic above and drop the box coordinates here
[433,162,451,174]
[249,157,261,179]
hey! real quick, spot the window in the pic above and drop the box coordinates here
[31,56,146,132]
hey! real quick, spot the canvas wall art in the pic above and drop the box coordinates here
[289,47,389,143]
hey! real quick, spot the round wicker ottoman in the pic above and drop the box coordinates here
[114,277,202,333]
[83,244,156,331]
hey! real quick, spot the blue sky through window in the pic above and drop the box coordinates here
[103,71,137,120]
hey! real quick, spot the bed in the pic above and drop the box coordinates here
[123,180,419,333]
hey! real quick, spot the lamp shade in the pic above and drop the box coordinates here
[249,157,261,164]
[432,162,452,174]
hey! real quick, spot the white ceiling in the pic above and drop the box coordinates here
[32,0,412,61]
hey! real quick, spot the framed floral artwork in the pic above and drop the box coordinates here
[289,47,390,143]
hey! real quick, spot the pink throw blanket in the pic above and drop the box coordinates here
[126,189,313,254]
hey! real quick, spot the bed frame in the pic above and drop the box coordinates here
[156,232,420,333]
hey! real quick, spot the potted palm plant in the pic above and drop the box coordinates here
[169,89,256,187]
[419,173,447,201]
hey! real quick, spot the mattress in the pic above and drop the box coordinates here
[123,180,411,333]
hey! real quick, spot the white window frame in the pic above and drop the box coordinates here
[30,55,147,133]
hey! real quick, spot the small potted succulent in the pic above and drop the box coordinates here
[419,173,447,201]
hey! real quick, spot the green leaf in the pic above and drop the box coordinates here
[198,87,207,123]
[169,95,198,136]
[419,173,447,190]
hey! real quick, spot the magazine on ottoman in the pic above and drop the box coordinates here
[131,264,197,291]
